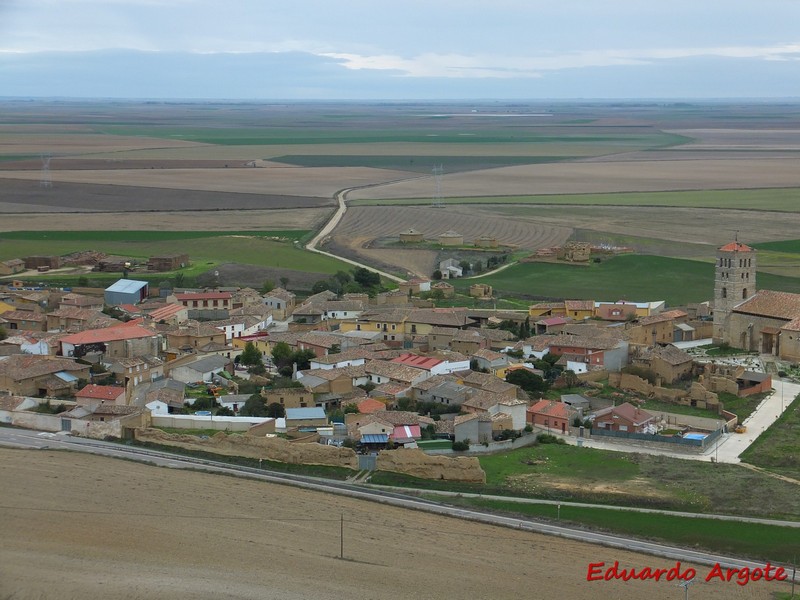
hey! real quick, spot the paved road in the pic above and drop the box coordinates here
[2,426,796,582]
[305,186,405,283]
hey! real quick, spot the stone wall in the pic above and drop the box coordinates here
[135,428,358,469]
[376,448,485,483]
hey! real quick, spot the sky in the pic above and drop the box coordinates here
[1,0,799,99]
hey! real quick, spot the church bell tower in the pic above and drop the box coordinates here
[713,239,756,344]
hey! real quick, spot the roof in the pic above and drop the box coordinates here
[148,303,186,321]
[365,360,427,383]
[361,433,389,444]
[564,300,594,311]
[355,398,387,414]
[472,348,506,362]
[719,241,754,252]
[285,407,327,420]
[595,402,654,426]
[105,279,148,294]
[537,316,569,326]
[739,371,770,382]
[439,230,462,237]
[76,384,125,401]
[181,355,230,373]
[0,310,46,322]
[528,400,574,420]
[407,308,474,328]
[783,317,800,332]
[390,353,444,371]
[392,424,421,442]
[60,322,157,345]
[733,289,800,321]
[0,355,89,381]
[652,345,693,366]
[175,292,232,301]
[462,390,505,411]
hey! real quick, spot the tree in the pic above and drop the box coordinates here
[311,279,332,294]
[353,267,380,288]
[240,394,267,417]
[77,275,89,287]
[329,344,341,355]
[519,317,531,339]
[266,402,286,418]
[174,272,186,288]
[271,341,293,368]
[279,276,290,288]
[216,406,234,416]
[334,270,352,285]
[459,260,471,272]
[240,342,263,367]
[432,269,443,280]
[261,279,275,294]
[506,369,549,395]
[429,288,445,301]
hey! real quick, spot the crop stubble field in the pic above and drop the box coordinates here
[2,100,800,295]
[0,448,780,600]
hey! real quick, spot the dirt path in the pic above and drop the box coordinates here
[0,448,780,600]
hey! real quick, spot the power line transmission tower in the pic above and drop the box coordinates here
[40,153,52,188]
[431,164,444,208]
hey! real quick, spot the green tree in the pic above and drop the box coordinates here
[432,269,443,280]
[506,369,549,395]
[334,270,352,285]
[239,341,263,367]
[266,402,286,418]
[174,272,186,288]
[0,326,6,341]
[271,341,293,367]
[353,267,380,288]
[261,279,275,294]
[240,394,267,417]
[279,276,289,288]
[77,275,89,287]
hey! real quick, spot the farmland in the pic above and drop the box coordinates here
[3,100,800,289]
[458,255,800,306]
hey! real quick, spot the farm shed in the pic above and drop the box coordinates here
[104,279,149,306]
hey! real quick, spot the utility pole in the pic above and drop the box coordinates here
[340,513,344,560]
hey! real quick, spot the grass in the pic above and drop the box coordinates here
[461,254,800,306]
[0,230,310,242]
[155,427,231,437]
[372,445,800,519]
[639,399,721,421]
[740,391,800,481]
[753,239,800,253]
[349,187,800,212]
[717,391,769,423]
[436,496,799,563]
[416,440,453,450]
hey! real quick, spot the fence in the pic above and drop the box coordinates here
[592,426,722,449]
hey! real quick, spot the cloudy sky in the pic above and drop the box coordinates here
[1,0,799,99]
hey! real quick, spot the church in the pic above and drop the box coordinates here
[712,240,800,361]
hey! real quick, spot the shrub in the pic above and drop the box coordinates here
[452,440,470,451]
[524,424,533,433]
[537,433,566,445]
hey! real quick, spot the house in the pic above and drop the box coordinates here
[593,402,656,433]
[529,302,568,318]
[147,303,189,325]
[398,278,432,296]
[46,307,115,332]
[60,322,161,361]
[0,259,25,276]
[471,348,509,373]
[0,355,91,397]
[285,407,328,429]
[165,322,227,354]
[595,300,665,319]
[60,293,104,311]
[173,291,232,319]
[108,356,164,387]
[545,334,629,372]
[438,258,463,279]
[736,371,773,397]
[309,348,370,370]
[104,279,150,306]
[389,353,450,376]
[169,355,232,384]
[628,311,688,346]
[634,345,694,384]
[527,400,576,435]
[262,387,316,409]
[364,360,429,387]
[460,371,519,400]
[320,300,366,321]
[296,365,367,395]
[425,380,472,407]
[216,393,250,414]
[0,310,47,332]
[205,315,270,342]
[340,308,409,343]
[404,308,475,337]
[454,413,493,444]
[263,288,296,320]
[75,384,126,408]
[0,331,65,356]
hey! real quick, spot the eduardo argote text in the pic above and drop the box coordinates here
[587,561,788,586]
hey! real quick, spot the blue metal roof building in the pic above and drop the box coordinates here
[104,279,149,306]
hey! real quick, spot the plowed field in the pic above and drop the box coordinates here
[0,449,776,600]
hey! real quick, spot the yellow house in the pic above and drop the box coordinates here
[528,302,566,318]
[231,333,271,356]
[0,300,15,315]
[339,309,409,343]
[564,300,595,320]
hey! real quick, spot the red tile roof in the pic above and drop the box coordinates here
[148,303,186,321]
[734,289,800,321]
[719,241,754,252]
[76,384,125,401]
[60,322,157,345]
[528,400,573,420]
[175,292,232,301]
[356,398,387,414]
[390,353,444,370]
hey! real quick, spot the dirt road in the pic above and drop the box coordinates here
[0,448,781,600]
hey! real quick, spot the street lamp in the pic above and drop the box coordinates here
[677,578,695,600]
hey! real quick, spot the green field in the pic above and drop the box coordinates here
[372,444,800,519]
[754,239,800,253]
[460,255,800,305]
[436,496,799,563]
[741,392,800,481]
[349,187,800,212]
[0,230,350,288]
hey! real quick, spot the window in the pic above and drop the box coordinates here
[722,287,727,298]
[743,289,748,299]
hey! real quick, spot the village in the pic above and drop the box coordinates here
[2,239,798,481]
